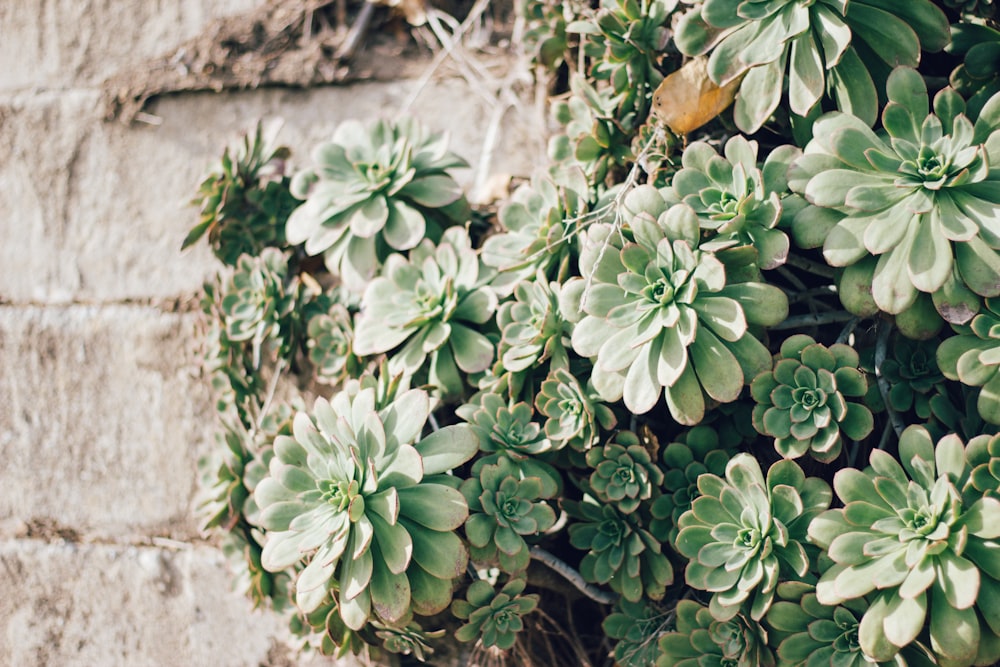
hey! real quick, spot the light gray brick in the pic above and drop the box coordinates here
[0,539,347,666]
[0,0,257,91]
[0,76,546,302]
[0,305,214,539]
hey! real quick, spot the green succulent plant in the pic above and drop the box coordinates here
[566,498,674,602]
[254,383,479,629]
[657,599,774,667]
[288,591,367,658]
[949,22,1000,119]
[787,67,1000,321]
[352,226,497,400]
[938,298,1000,425]
[198,421,254,533]
[676,454,832,621]
[603,598,670,667]
[456,393,562,498]
[674,0,949,133]
[490,274,574,401]
[765,583,937,667]
[586,430,664,514]
[220,248,299,368]
[569,185,788,423]
[968,432,1000,496]
[650,424,738,550]
[809,425,1000,665]
[751,334,874,463]
[943,0,998,19]
[482,167,590,294]
[568,0,671,120]
[185,121,298,266]
[522,0,574,70]
[535,366,618,452]
[662,135,797,270]
[306,302,360,385]
[462,455,558,573]
[285,118,470,292]
[452,577,539,651]
[220,527,293,613]
[371,618,445,662]
[864,335,946,421]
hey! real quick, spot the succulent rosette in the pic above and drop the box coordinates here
[286,118,470,292]
[787,67,1000,320]
[306,302,359,385]
[254,382,479,630]
[674,0,949,133]
[765,583,937,667]
[867,335,946,421]
[482,167,590,294]
[657,599,774,667]
[676,454,832,621]
[938,298,1000,425]
[603,598,670,667]
[353,226,497,399]
[968,432,1000,496]
[462,455,558,572]
[586,430,664,514]
[570,185,788,423]
[663,135,797,270]
[949,21,1000,119]
[535,366,618,452]
[650,425,738,549]
[751,334,874,462]
[371,618,445,661]
[566,498,674,602]
[808,425,1000,665]
[452,577,539,650]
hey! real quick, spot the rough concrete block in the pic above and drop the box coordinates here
[0,0,257,91]
[0,539,349,666]
[0,304,214,540]
[0,76,547,302]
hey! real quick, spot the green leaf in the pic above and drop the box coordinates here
[370,548,411,622]
[401,175,463,208]
[416,424,480,475]
[397,484,469,531]
[690,328,744,403]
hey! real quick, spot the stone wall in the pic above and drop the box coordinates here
[0,2,544,664]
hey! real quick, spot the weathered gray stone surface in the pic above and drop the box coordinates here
[0,305,214,540]
[0,0,257,92]
[0,78,545,303]
[0,539,349,666]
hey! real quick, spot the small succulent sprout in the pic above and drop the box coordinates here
[288,591,367,657]
[809,425,1000,665]
[254,384,480,630]
[868,335,946,421]
[219,527,293,613]
[220,248,298,368]
[586,430,664,514]
[185,121,298,266]
[536,366,618,452]
[522,0,571,70]
[198,422,253,533]
[571,186,788,423]
[765,584,938,667]
[650,425,738,550]
[787,67,1000,321]
[676,454,832,622]
[751,334,874,463]
[657,599,773,667]
[566,498,674,602]
[568,0,671,119]
[306,302,359,385]
[353,226,498,400]
[452,577,539,651]
[491,274,574,401]
[674,0,949,133]
[603,598,672,667]
[663,135,797,270]
[285,118,470,292]
[968,432,1000,495]
[371,618,446,662]
[462,455,558,573]
[938,299,1000,425]
[482,167,590,295]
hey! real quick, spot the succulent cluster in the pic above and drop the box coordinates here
[189,3,1000,664]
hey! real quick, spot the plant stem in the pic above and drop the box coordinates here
[770,311,857,330]
[529,546,618,605]
[874,320,906,441]
[784,253,838,278]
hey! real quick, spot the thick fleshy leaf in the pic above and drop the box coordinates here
[397,484,469,531]
[415,424,480,475]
